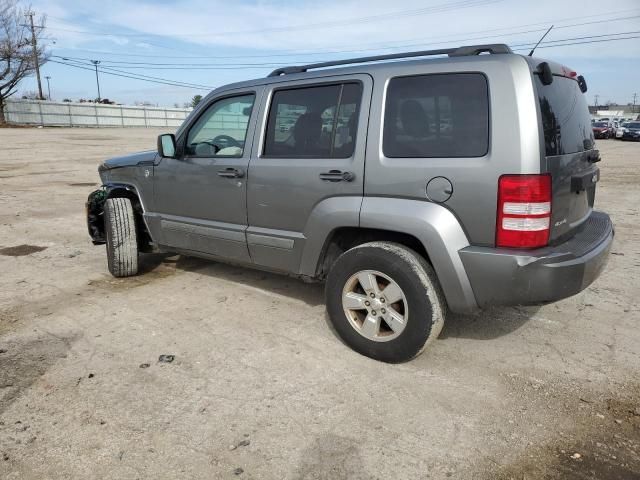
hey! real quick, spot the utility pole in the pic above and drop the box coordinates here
[633,93,637,114]
[45,76,51,100]
[25,11,44,100]
[91,60,101,102]
[594,94,599,108]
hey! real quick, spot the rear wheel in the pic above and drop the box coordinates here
[325,242,446,363]
[104,197,139,277]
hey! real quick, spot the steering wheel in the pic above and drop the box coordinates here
[211,135,241,150]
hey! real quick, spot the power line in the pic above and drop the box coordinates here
[51,31,640,70]
[46,1,500,39]
[57,57,214,89]
[511,30,640,48]
[98,65,216,88]
[511,34,640,51]
[50,10,640,62]
[47,34,640,105]
[48,34,640,94]
[48,60,213,90]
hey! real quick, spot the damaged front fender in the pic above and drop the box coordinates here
[86,183,152,251]
[86,188,107,244]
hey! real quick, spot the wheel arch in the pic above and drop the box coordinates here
[314,227,431,279]
[311,197,479,314]
[102,183,153,252]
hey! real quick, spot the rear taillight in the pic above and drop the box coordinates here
[496,174,551,248]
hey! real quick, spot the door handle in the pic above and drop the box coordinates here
[319,170,355,182]
[217,167,245,178]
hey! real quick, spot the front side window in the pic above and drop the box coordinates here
[264,83,363,158]
[186,94,255,157]
[383,73,489,158]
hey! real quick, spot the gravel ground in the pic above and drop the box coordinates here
[0,127,638,480]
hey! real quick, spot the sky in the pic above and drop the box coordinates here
[17,0,640,107]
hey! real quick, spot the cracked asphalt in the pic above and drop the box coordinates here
[0,127,638,479]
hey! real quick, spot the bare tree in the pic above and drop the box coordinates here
[0,0,48,124]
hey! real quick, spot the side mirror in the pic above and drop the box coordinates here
[157,134,176,158]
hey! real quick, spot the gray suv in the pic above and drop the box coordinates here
[86,44,613,363]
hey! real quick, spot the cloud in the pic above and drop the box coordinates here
[28,0,640,105]
[35,0,640,59]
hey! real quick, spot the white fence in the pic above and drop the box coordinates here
[3,99,192,128]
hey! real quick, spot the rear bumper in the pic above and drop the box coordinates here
[459,211,613,307]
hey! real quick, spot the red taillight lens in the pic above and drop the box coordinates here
[496,174,551,248]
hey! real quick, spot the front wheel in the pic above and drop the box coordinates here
[325,242,446,363]
[104,197,139,277]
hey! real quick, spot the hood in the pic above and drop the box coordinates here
[99,150,157,171]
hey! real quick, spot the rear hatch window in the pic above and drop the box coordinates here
[534,73,598,243]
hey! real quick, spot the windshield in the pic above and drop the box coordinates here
[534,75,594,156]
[593,122,608,127]
[627,122,640,129]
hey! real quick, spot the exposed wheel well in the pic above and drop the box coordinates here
[106,188,153,253]
[316,227,430,279]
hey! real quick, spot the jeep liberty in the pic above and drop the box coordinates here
[87,44,613,363]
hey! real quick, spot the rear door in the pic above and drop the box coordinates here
[533,70,599,243]
[246,74,372,273]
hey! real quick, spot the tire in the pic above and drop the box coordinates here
[325,242,446,363]
[104,197,139,277]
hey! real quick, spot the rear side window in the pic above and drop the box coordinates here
[383,73,489,158]
[264,82,363,158]
[535,76,594,156]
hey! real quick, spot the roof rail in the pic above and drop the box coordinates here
[267,44,513,77]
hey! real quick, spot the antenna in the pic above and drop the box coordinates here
[528,25,554,56]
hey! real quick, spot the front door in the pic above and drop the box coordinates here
[246,75,372,273]
[153,91,258,262]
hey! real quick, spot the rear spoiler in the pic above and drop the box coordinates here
[535,61,588,93]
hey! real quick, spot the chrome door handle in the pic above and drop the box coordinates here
[319,170,355,182]
[217,168,245,178]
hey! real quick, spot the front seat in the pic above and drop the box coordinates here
[292,112,323,155]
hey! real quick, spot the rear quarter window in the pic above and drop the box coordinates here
[383,73,489,158]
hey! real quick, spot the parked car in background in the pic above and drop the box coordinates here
[592,121,611,139]
[86,44,612,363]
[616,122,630,139]
[622,121,640,141]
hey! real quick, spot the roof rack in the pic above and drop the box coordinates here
[267,44,512,77]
